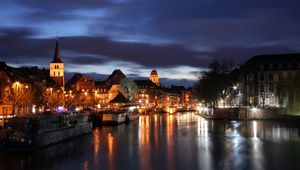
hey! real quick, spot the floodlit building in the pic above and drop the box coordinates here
[94,69,127,107]
[135,80,161,108]
[239,53,300,107]
[49,39,64,87]
[150,70,160,86]
[65,73,95,108]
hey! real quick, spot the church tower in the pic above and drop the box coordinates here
[150,70,160,86]
[49,39,64,87]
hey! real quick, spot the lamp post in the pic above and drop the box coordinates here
[232,85,239,107]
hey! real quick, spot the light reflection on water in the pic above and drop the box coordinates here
[1,113,300,170]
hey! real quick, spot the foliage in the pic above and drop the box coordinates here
[287,72,300,115]
[193,60,237,108]
[0,79,11,104]
[42,88,64,108]
[120,78,139,100]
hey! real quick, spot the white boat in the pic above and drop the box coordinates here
[102,105,139,125]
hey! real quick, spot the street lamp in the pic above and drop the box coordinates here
[14,81,20,92]
[233,85,237,90]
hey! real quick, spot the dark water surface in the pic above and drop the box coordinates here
[1,113,300,170]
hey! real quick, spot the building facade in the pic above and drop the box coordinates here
[239,54,300,107]
[65,73,95,108]
[150,70,160,86]
[135,80,161,108]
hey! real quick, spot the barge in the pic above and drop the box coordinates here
[0,111,92,152]
[102,105,139,125]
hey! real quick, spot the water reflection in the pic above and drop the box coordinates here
[197,116,211,170]
[93,128,100,165]
[1,113,300,170]
[253,121,257,138]
[138,116,151,170]
[107,133,114,170]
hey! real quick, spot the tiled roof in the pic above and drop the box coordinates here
[105,69,126,87]
[109,93,129,103]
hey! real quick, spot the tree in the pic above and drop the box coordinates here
[0,79,11,105]
[120,78,139,101]
[42,88,63,109]
[193,60,236,108]
[9,82,33,114]
[287,72,300,115]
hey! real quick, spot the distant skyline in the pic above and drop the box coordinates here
[1,0,300,86]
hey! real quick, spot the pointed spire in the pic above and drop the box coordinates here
[54,39,61,60]
[51,35,63,63]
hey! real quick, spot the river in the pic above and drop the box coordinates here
[1,113,300,170]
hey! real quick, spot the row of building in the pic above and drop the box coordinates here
[0,39,194,116]
[223,53,300,109]
[1,38,299,116]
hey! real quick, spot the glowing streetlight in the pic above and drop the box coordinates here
[251,107,257,113]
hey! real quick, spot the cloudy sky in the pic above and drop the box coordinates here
[1,0,300,86]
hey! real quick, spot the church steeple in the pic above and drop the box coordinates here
[51,38,63,63]
[49,37,65,87]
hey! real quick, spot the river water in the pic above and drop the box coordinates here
[1,113,300,170]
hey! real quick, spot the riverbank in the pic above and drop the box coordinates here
[196,107,300,121]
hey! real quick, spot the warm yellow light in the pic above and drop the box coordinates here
[97,104,101,109]
[32,105,36,113]
[170,108,173,114]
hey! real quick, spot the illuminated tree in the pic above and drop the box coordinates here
[0,79,11,105]
[64,90,77,108]
[120,78,139,101]
[10,82,33,114]
[42,88,63,109]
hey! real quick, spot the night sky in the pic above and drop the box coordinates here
[1,0,300,86]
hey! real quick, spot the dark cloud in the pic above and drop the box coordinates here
[0,27,208,68]
[210,45,300,65]
[0,26,299,70]
[1,0,300,87]
[14,0,119,11]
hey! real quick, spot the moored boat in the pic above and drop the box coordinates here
[0,111,92,152]
[102,105,139,125]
